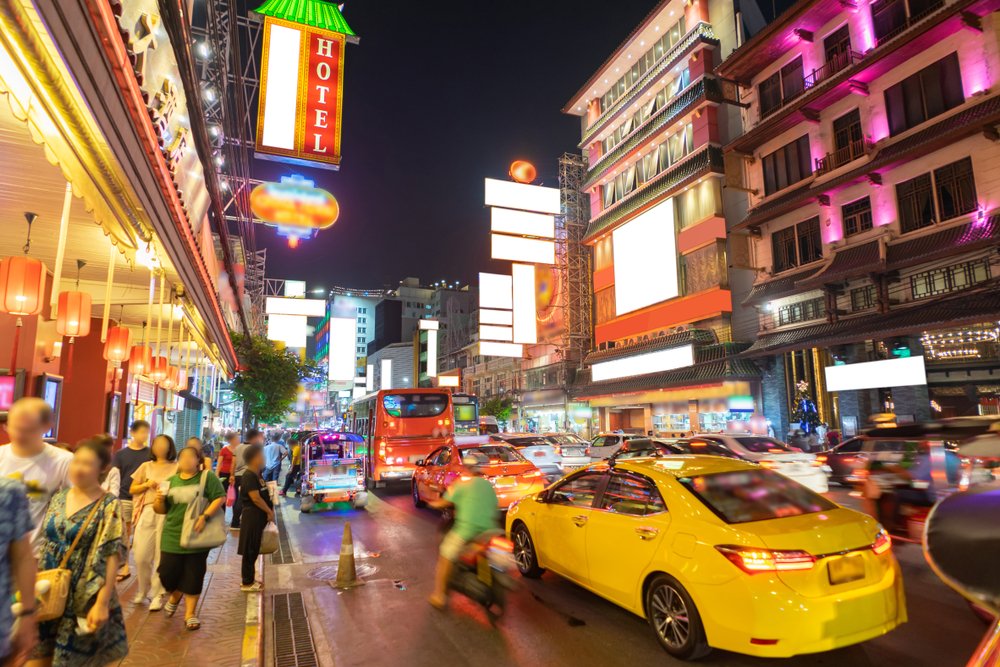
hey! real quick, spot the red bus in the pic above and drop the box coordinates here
[348,388,454,487]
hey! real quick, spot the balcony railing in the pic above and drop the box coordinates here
[803,50,864,89]
[814,135,874,175]
[874,0,944,46]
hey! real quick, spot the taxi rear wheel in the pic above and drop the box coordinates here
[411,481,426,508]
[512,524,544,578]
[645,575,710,661]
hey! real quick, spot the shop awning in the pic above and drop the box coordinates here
[795,240,884,291]
[742,267,821,308]
[575,343,759,399]
[743,282,1000,356]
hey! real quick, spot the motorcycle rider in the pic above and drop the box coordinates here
[427,453,499,610]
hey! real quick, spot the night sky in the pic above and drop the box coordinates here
[250,0,661,292]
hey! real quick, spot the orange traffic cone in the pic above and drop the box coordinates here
[330,521,365,589]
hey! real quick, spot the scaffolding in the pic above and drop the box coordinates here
[558,153,592,376]
[191,1,266,335]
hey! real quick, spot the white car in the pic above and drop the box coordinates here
[588,432,645,461]
[688,434,831,493]
[490,433,588,481]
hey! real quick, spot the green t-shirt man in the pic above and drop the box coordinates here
[160,470,225,554]
[444,476,499,540]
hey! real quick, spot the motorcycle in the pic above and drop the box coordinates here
[439,519,517,621]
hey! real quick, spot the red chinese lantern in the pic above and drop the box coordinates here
[55,291,92,383]
[161,366,179,390]
[149,356,169,383]
[55,291,91,337]
[129,345,152,376]
[509,161,537,184]
[0,256,47,316]
[103,326,133,365]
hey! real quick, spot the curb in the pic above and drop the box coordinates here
[240,554,265,667]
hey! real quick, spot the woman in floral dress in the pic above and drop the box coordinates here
[28,439,127,667]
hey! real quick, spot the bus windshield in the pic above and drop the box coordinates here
[454,404,477,423]
[382,393,449,418]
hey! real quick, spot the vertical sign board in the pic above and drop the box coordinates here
[256,17,345,169]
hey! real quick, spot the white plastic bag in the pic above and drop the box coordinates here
[259,521,279,555]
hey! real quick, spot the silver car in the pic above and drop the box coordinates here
[489,433,583,482]
[540,433,592,475]
[588,432,645,461]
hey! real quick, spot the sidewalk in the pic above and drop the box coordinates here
[111,514,262,667]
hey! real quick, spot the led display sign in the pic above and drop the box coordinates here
[250,175,339,247]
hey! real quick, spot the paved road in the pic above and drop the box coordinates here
[264,484,987,667]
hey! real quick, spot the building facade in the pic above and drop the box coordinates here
[719,0,1000,436]
[563,0,763,434]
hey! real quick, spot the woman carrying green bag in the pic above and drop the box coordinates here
[152,446,226,630]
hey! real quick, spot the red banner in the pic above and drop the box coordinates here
[301,31,344,161]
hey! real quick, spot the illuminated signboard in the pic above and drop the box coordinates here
[591,344,694,382]
[255,0,355,169]
[265,297,326,317]
[438,375,460,387]
[824,356,927,392]
[613,198,678,316]
[250,175,339,247]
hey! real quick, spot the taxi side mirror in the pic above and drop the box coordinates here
[415,460,425,467]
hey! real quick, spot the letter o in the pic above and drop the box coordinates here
[317,62,331,81]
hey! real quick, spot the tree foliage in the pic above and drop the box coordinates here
[229,332,321,426]
[479,396,512,423]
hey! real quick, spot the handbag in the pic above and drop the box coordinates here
[180,471,228,550]
[36,493,107,622]
[226,482,236,508]
[259,521,279,555]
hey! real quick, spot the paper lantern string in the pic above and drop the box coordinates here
[22,212,36,254]
[75,259,86,289]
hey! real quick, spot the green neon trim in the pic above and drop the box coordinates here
[255,0,356,36]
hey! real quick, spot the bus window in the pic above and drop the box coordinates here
[383,393,448,418]
[454,404,477,423]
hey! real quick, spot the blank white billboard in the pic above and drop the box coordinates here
[438,375,460,387]
[259,23,301,150]
[613,199,677,316]
[265,297,326,317]
[381,359,393,390]
[512,263,537,345]
[328,317,357,382]
[485,178,560,214]
[366,364,374,392]
[592,344,694,382]
[267,314,307,348]
[480,273,513,309]
[480,309,513,325]
[491,234,555,264]
[480,325,513,341]
[491,207,555,239]
[825,356,927,392]
[426,329,438,377]
[479,341,524,358]
[419,319,439,330]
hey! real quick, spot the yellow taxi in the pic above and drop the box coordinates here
[505,455,905,660]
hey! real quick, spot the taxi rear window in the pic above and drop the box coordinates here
[677,468,835,524]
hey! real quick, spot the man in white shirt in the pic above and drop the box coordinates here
[0,398,73,555]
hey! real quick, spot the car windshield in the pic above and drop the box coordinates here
[678,468,836,524]
[506,437,549,448]
[547,435,587,445]
[461,446,527,464]
[382,393,449,418]
[733,437,793,453]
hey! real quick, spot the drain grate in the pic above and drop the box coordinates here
[270,506,295,564]
[272,592,318,667]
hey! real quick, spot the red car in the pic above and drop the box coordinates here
[411,443,546,510]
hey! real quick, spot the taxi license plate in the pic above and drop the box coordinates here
[828,552,866,585]
[495,476,517,487]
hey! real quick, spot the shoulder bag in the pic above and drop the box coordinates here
[180,471,228,550]
[36,493,108,622]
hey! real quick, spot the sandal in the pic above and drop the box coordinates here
[240,582,264,592]
[164,600,178,617]
[186,617,201,631]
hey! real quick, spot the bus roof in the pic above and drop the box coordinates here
[348,387,453,409]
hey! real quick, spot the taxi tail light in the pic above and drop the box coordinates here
[872,529,892,555]
[759,460,781,469]
[584,448,590,456]
[522,470,541,478]
[812,456,827,467]
[715,545,815,574]
[553,445,562,455]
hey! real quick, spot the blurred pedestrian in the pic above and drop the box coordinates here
[262,434,286,483]
[238,445,273,592]
[129,434,178,611]
[279,436,302,497]
[828,430,842,448]
[186,438,213,472]
[0,398,73,556]
[111,420,151,580]
[153,446,225,630]
[0,477,37,667]
[30,440,127,667]
[230,430,261,530]
[217,433,239,494]
[89,435,120,497]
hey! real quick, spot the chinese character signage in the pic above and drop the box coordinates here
[255,14,347,170]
